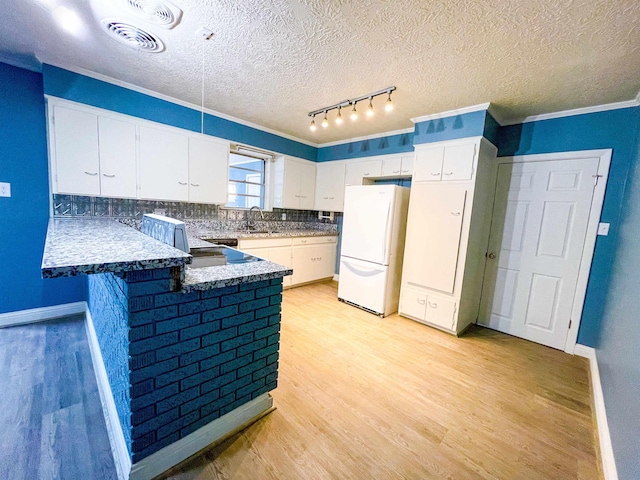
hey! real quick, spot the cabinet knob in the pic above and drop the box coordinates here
[329,197,334,199]
[364,173,370,176]
[102,174,116,178]
[393,170,400,173]
[428,302,438,308]
[443,172,454,176]
[323,196,329,199]
[488,252,496,259]
[178,181,187,185]
[190,183,199,187]
[450,211,461,216]
[417,299,426,305]
[401,169,409,173]
[430,172,440,176]
[84,171,98,176]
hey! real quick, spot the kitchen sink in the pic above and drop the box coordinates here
[243,230,280,235]
[188,245,264,268]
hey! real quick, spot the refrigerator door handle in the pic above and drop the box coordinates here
[342,258,385,276]
[381,200,393,262]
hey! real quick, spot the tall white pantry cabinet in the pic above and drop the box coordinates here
[399,137,497,334]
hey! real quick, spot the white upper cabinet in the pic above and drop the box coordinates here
[138,125,189,202]
[188,135,229,204]
[381,155,414,177]
[315,162,346,212]
[98,116,137,198]
[345,159,383,185]
[273,157,316,210]
[50,105,101,196]
[400,155,414,175]
[414,142,477,182]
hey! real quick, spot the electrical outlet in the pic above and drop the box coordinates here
[281,213,286,220]
[154,208,166,216]
[0,182,11,197]
[597,222,610,236]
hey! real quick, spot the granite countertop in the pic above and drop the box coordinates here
[183,262,293,292]
[191,229,338,240]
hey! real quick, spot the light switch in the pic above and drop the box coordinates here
[0,182,10,197]
[597,223,610,236]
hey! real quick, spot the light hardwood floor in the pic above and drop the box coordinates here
[164,281,601,480]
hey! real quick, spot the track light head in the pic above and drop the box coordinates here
[385,91,393,112]
[350,102,358,121]
[335,106,343,124]
[309,116,317,131]
[366,97,374,117]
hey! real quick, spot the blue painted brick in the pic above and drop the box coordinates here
[254,343,279,361]
[221,374,252,397]
[202,327,238,347]
[126,269,154,283]
[129,323,155,341]
[255,284,283,298]
[201,371,236,394]
[132,404,155,426]
[265,372,277,385]
[238,297,269,314]
[267,333,280,346]
[153,268,173,280]
[126,279,174,297]
[156,363,199,388]
[179,297,221,316]
[180,344,221,367]
[220,353,252,375]
[156,313,201,335]
[253,363,278,382]
[155,290,200,307]
[156,386,200,414]
[130,351,156,370]
[221,290,255,307]
[180,389,220,416]
[156,338,201,361]
[255,324,280,340]
[237,377,265,399]
[252,380,277,399]
[221,333,254,352]
[130,357,178,384]
[131,383,179,411]
[201,392,235,417]
[130,305,178,327]
[266,352,278,365]
[181,410,218,437]
[221,393,252,416]
[132,407,178,438]
[202,305,238,323]
[133,432,179,461]
[268,313,281,326]
[200,350,236,371]
[270,278,283,286]
[221,312,254,329]
[130,331,178,355]
[132,430,156,452]
[255,304,280,320]
[180,366,220,391]
[181,321,220,341]
[131,378,155,397]
[240,280,270,291]
[238,358,267,378]
[270,294,283,306]
[238,318,269,336]
[129,295,154,312]
[201,285,238,299]
[237,338,267,357]
[157,410,200,440]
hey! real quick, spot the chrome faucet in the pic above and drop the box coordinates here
[247,205,264,230]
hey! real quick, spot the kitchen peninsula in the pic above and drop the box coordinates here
[41,218,291,480]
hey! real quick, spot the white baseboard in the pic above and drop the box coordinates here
[574,344,618,480]
[130,393,274,480]
[0,301,85,328]
[333,274,339,282]
[84,305,132,480]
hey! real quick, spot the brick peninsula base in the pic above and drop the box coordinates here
[88,267,283,478]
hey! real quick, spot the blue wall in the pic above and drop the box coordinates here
[317,131,415,162]
[42,65,316,162]
[0,63,85,314]
[498,107,640,346]
[413,109,487,145]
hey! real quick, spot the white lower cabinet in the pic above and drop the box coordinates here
[400,287,457,332]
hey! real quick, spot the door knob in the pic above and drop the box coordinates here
[488,252,496,259]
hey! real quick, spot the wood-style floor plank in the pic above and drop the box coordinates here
[163,281,600,480]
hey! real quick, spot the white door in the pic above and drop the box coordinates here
[478,158,599,349]
[341,186,394,265]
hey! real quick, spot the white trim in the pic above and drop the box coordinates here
[129,394,274,480]
[486,105,508,126]
[410,103,491,124]
[0,301,85,328]
[333,274,340,282]
[502,99,640,126]
[636,89,640,105]
[574,345,618,480]
[316,127,415,148]
[491,149,611,354]
[41,61,318,148]
[84,305,132,480]
[414,135,485,151]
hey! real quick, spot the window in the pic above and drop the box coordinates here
[225,152,265,209]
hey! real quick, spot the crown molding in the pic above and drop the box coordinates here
[410,102,491,124]
[636,89,640,105]
[39,60,319,148]
[0,52,42,73]
[502,98,640,126]
[316,127,415,148]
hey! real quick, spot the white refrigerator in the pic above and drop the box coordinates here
[338,185,410,317]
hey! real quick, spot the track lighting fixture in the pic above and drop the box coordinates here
[307,86,395,133]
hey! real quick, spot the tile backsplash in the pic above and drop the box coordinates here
[52,195,340,233]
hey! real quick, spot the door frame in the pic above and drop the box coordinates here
[484,149,612,354]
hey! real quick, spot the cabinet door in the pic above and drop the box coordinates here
[413,147,444,182]
[52,105,100,195]
[189,136,229,204]
[400,155,414,175]
[138,126,189,201]
[381,157,402,177]
[297,161,316,210]
[268,246,293,287]
[282,159,303,209]
[442,143,475,181]
[98,116,137,198]
[403,183,467,294]
[292,244,316,285]
[400,287,427,320]
[345,160,383,185]
[425,296,457,330]
[315,163,346,212]
[315,243,337,279]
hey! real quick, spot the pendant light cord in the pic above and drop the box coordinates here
[201,37,205,134]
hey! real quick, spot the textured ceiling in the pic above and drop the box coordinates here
[1,0,639,144]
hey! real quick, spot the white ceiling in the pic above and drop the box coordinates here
[1,0,639,145]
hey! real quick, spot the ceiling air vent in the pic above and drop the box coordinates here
[101,20,165,52]
[122,0,182,29]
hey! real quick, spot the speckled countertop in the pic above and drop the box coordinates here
[191,229,338,240]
